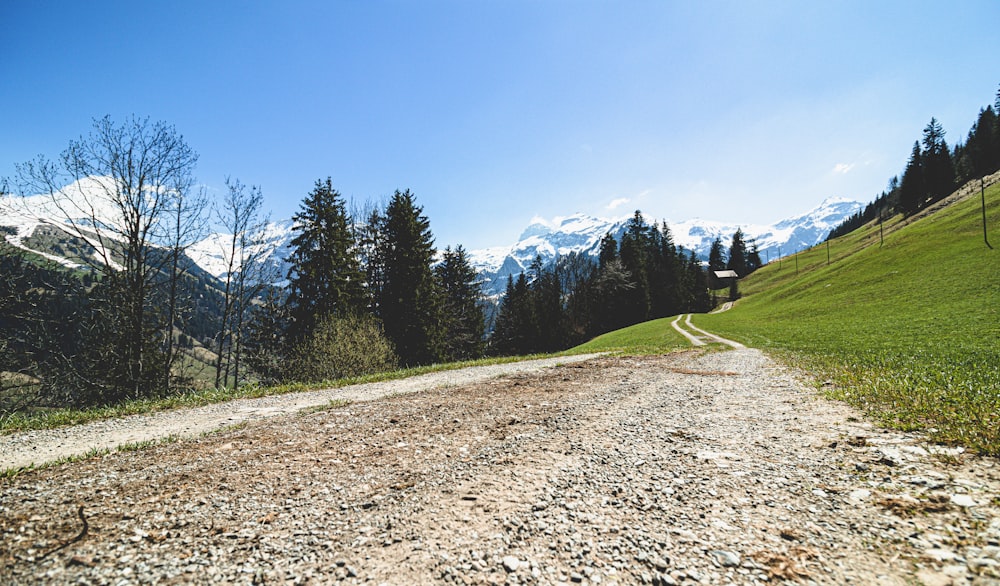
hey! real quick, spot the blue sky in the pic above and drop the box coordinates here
[2,1,999,250]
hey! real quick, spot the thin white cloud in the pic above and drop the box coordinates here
[833,163,854,175]
[606,197,630,210]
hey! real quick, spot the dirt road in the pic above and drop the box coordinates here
[2,347,998,585]
[0,355,601,472]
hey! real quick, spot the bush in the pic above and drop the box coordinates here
[286,314,398,383]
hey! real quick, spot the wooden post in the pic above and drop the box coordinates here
[983,177,993,250]
[826,240,830,265]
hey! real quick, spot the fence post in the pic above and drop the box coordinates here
[983,177,993,250]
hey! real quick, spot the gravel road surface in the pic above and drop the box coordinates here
[2,349,999,585]
[0,355,601,472]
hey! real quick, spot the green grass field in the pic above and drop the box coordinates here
[571,316,690,354]
[695,184,1000,453]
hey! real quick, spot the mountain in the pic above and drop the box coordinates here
[1,179,862,298]
[186,219,297,285]
[468,197,863,297]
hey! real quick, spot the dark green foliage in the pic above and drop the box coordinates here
[955,106,1000,182]
[726,228,748,278]
[827,190,892,240]
[285,178,366,340]
[242,287,291,385]
[435,245,486,361]
[921,118,956,205]
[618,211,651,323]
[376,190,445,366]
[490,274,533,356]
[490,214,714,356]
[900,141,925,215]
[707,236,726,288]
[747,241,763,273]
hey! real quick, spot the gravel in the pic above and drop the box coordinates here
[0,354,602,471]
[2,348,999,585]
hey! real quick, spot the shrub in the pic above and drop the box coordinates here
[286,314,398,383]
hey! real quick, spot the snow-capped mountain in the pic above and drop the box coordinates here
[187,219,297,284]
[468,197,863,297]
[1,177,862,298]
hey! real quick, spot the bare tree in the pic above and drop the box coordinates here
[10,116,199,402]
[213,178,272,389]
[159,184,209,392]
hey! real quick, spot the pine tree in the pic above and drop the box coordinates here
[598,232,618,268]
[618,211,651,324]
[726,228,748,277]
[747,241,763,273]
[921,118,956,204]
[900,141,925,215]
[707,236,726,288]
[528,257,565,352]
[435,245,486,361]
[285,178,365,341]
[491,274,532,356]
[378,189,444,365]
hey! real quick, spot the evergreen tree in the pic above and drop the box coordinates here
[378,189,444,365]
[707,236,726,288]
[921,118,956,204]
[528,256,566,352]
[618,212,651,324]
[962,107,1000,179]
[435,245,486,361]
[491,274,532,356]
[557,252,598,345]
[598,232,618,268]
[243,287,291,385]
[726,228,748,277]
[593,258,635,334]
[900,141,925,215]
[285,178,365,340]
[747,241,763,273]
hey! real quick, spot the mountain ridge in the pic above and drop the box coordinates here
[468,197,863,296]
[1,181,862,296]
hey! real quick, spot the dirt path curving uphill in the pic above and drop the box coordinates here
[671,314,744,349]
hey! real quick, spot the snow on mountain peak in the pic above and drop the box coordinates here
[468,198,863,297]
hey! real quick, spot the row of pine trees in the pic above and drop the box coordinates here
[243,180,487,383]
[829,86,1000,238]
[491,212,717,354]
[244,188,735,373]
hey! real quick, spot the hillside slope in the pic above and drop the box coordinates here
[696,179,999,452]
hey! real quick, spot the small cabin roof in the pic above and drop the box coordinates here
[713,270,739,279]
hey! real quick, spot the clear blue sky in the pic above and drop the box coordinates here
[2,0,998,250]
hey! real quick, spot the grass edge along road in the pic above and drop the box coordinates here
[695,183,999,455]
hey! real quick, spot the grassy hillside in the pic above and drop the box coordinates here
[695,183,999,453]
[572,316,689,354]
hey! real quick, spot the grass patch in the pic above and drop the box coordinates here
[1,435,183,480]
[571,316,693,354]
[0,354,565,435]
[697,184,1000,454]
